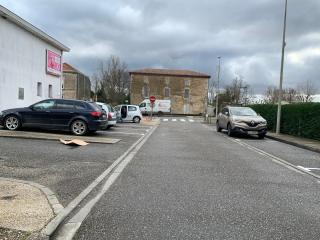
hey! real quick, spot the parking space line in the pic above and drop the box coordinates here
[172,119,177,122]
[107,132,145,136]
[189,119,194,122]
[163,119,169,122]
[180,119,186,122]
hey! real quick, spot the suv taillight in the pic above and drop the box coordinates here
[108,112,112,120]
[90,111,102,117]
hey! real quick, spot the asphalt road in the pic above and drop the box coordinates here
[0,124,149,206]
[73,117,320,240]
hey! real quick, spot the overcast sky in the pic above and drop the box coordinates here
[1,0,320,93]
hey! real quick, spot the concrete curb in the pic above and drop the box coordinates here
[40,125,158,239]
[0,177,64,240]
[266,135,320,154]
[0,177,63,215]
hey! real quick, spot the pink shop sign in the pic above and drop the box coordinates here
[46,50,61,76]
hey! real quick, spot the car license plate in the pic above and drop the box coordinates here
[248,131,258,135]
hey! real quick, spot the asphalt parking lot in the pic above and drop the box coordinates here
[0,123,152,206]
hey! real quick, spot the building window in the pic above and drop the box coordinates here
[18,88,24,100]
[142,83,149,98]
[37,82,42,96]
[164,87,170,98]
[184,88,190,99]
[48,85,53,98]
[184,79,191,87]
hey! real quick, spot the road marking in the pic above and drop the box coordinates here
[52,125,158,240]
[172,119,177,122]
[189,119,194,122]
[107,131,144,136]
[163,119,169,122]
[180,119,186,122]
[42,126,158,238]
[297,166,320,172]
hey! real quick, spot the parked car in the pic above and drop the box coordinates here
[216,106,267,139]
[114,104,142,123]
[95,102,117,129]
[0,99,108,135]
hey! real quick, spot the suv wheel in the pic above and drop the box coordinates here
[4,115,21,131]
[133,116,141,123]
[216,121,222,132]
[227,124,233,137]
[71,120,88,136]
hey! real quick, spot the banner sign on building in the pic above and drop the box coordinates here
[46,50,61,76]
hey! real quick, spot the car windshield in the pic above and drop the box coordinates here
[229,107,257,116]
[106,104,113,112]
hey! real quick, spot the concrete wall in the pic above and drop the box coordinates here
[0,17,63,111]
[63,72,91,100]
[130,74,208,115]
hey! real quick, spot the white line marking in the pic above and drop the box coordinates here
[189,119,194,122]
[108,131,144,136]
[53,126,158,240]
[180,119,186,122]
[163,119,169,122]
[172,119,177,122]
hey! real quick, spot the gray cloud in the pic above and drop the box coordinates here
[1,0,320,93]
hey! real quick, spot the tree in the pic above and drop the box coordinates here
[95,55,130,105]
[296,80,317,102]
[224,76,250,105]
[207,78,217,105]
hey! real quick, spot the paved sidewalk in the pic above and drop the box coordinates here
[267,132,320,153]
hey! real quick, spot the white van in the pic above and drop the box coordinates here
[114,105,143,123]
[139,99,171,115]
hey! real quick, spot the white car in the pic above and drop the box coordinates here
[95,102,117,129]
[114,104,142,123]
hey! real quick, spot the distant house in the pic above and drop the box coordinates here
[0,5,69,111]
[129,68,210,115]
[62,63,91,100]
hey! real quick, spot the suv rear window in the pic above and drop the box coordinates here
[74,102,87,110]
[87,102,101,111]
[56,100,74,110]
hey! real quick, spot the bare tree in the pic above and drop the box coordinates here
[264,86,279,104]
[95,55,130,105]
[296,80,317,102]
[208,78,217,105]
[224,76,250,105]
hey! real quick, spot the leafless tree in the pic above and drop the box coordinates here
[208,78,217,105]
[264,86,278,104]
[224,76,250,105]
[95,55,130,105]
[296,80,317,102]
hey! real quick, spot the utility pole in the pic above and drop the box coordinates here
[276,0,288,135]
[215,56,221,117]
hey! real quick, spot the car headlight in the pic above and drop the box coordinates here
[233,119,243,123]
[260,120,267,124]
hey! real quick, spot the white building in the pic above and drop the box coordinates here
[0,5,70,111]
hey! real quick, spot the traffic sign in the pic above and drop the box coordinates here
[149,95,156,103]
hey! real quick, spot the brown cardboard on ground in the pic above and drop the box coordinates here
[59,139,89,146]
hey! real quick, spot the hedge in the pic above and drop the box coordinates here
[250,103,320,140]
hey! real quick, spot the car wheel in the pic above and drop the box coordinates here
[227,124,233,137]
[71,120,88,136]
[4,115,21,131]
[216,121,222,132]
[106,125,112,130]
[133,116,141,123]
[258,133,266,139]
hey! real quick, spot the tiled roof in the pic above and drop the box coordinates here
[129,68,210,78]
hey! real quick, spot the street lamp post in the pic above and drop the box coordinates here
[276,0,288,135]
[215,57,221,117]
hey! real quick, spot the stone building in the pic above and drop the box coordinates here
[129,68,210,115]
[62,63,91,100]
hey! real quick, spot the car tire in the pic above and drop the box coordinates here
[71,119,88,136]
[216,121,222,132]
[227,123,233,137]
[258,133,266,139]
[133,116,141,123]
[4,115,21,131]
[106,125,112,130]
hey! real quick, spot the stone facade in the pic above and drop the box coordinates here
[62,63,91,100]
[129,69,210,115]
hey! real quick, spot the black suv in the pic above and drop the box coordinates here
[0,99,108,135]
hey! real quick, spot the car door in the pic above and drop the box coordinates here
[220,108,229,129]
[50,100,77,128]
[121,105,128,120]
[127,105,138,120]
[23,99,56,127]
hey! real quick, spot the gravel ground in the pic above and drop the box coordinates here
[0,227,30,240]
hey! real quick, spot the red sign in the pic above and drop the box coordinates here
[46,50,61,76]
[149,96,156,103]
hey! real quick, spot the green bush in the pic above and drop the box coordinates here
[250,103,320,140]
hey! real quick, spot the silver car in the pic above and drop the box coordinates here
[216,106,267,139]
